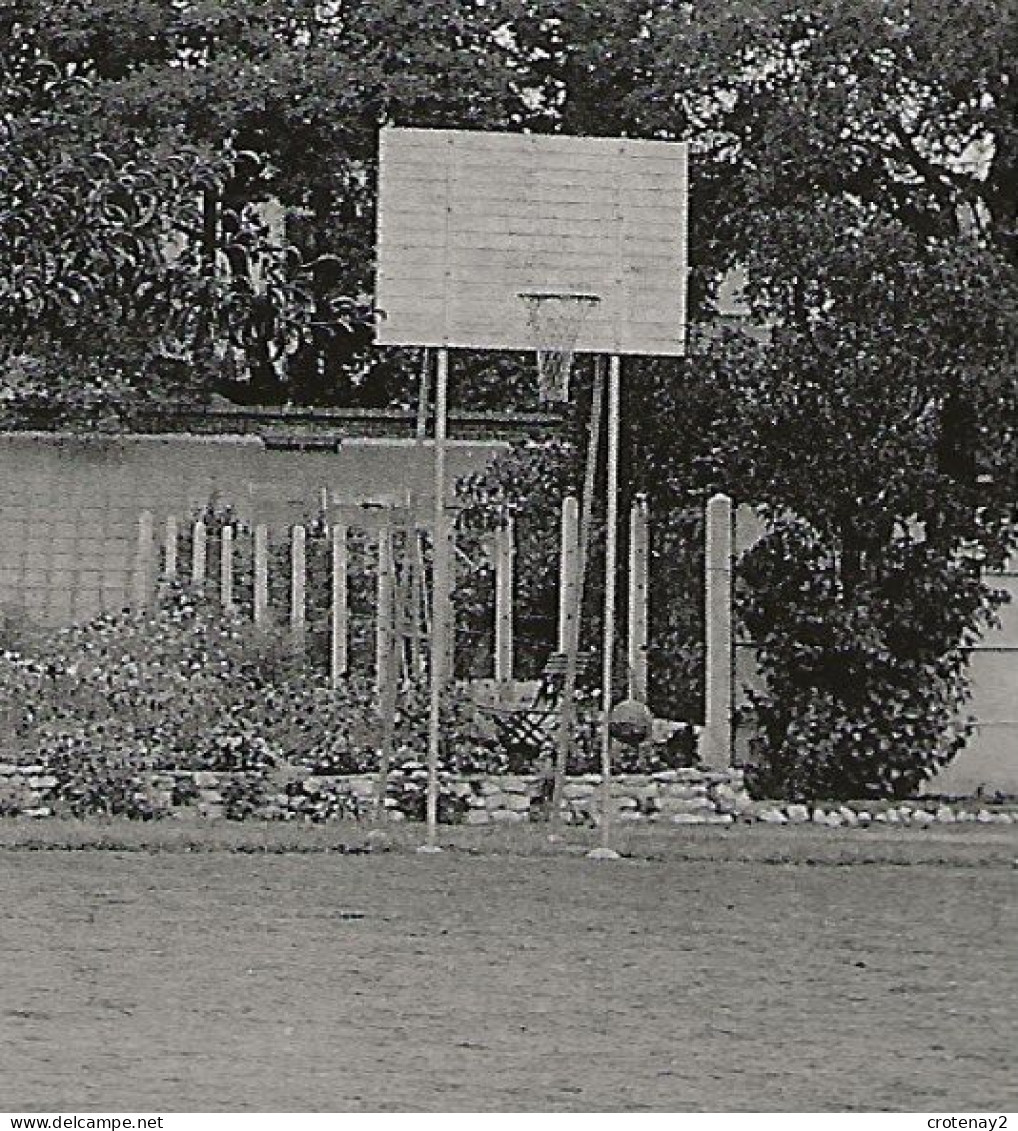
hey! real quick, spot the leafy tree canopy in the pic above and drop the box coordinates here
[4,0,1014,409]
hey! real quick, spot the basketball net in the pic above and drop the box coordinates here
[519,293,600,404]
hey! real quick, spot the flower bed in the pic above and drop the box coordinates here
[2,586,1014,829]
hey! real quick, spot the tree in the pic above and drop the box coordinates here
[707,205,1017,797]
[459,0,1018,796]
[4,0,537,411]
[507,0,1016,259]
[0,6,352,424]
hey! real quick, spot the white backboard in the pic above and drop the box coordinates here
[374,128,688,356]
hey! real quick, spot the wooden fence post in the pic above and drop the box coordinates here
[164,515,178,580]
[290,524,306,649]
[220,525,234,609]
[494,514,514,685]
[133,510,155,609]
[253,524,269,626]
[376,524,395,697]
[408,529,425,678]
[330,522,348,686]
[628,494,649,703]
[191,519,207,585]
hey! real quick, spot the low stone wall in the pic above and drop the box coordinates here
[1,761,1014,826]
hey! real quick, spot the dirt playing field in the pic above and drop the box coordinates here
[1,823,1016,1113]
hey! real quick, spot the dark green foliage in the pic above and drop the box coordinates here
[1,0,535,413]
[452,4,1018,796]
[737,520,990,800]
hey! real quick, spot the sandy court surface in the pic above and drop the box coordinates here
[1,844,1016,1112]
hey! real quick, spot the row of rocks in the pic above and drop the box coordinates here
[1,760,1014,826]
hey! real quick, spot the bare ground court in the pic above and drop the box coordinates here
[1,824,1016,1112]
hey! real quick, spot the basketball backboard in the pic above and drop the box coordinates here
[374,128,688,357]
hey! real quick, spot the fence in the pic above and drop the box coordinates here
[128,492,705,713]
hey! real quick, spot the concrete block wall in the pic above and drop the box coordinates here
[0,431,504,629]
[935,565,1018,795]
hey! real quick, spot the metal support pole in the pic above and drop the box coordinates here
[599,355,622,847]
[376,523,398,820]
[425,347,450,850]
[558,496,579,654]
[552,356,606,825]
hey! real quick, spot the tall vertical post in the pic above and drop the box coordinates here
[191,519,207,585]
[409,529,425,678]
[425,347,450,850]
[599,355,622,848]
[291,524,306,649]
[133,510,154,609]
[494,513,514,686]
[627,494,649,703]
[376,524,395,697]
[703,492,734,768]
[330,522,348,687]
[164,515,178,580]
[376,523,399,820]
[220,525,234,609]
[253,524,268,626]
[558,496,579,654]
[553,356,606,826]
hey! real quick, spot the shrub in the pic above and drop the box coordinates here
[738,520,993,801]
[0,583,516,818]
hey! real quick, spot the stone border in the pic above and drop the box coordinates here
[1,762,1014,826]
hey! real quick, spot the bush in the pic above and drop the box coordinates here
[738,520,993,801]
[0,583,514,818]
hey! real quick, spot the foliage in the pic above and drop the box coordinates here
[456,436,580,682]
[454,368,710,719]
[0,580,559,819]
[700,205,1016,796]
[509,0,1016,271]
[2,0,533,411]
[4,0,1015,409]
[737,519,988,800]
[178,503,609,773]
[0,7,360,420]
[451,2,1018,796]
